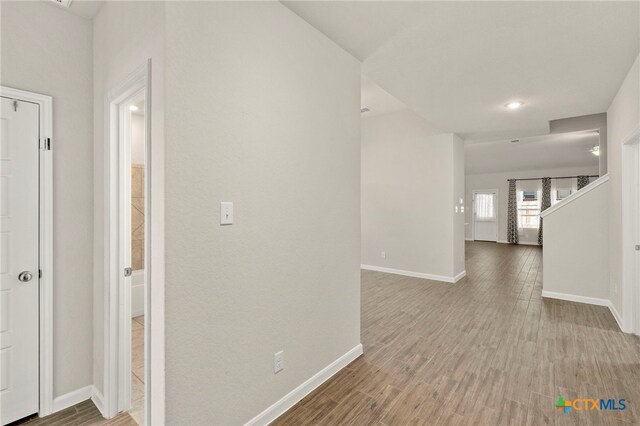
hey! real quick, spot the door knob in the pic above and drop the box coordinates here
[18,271,33,282]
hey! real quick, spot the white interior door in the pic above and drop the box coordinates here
[473,191,498,242]
[0,97,40,425]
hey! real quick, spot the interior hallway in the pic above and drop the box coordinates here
[275,242,640,425]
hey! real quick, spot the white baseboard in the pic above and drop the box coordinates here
[465,238,474,241]
[541,290,609,307]
[542,291,636,335]
[52,385,93,413]
[453,270,466,283]
[91,386,107,418]
[608,302,626,333]
[245,344,363,426]
[361,264,460,283]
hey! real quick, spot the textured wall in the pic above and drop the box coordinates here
[0,1,94,397]
[164,2,361,423]
[361,108,462,279]
[543,180,610,300]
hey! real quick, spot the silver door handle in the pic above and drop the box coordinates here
[18,271,33,282]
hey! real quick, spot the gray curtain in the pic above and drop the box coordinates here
[538,177,551,245]
[577,175,590,190]
[507,179,519,244]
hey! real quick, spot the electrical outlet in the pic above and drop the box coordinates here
[274,351,284,374]
[381,251,386,259]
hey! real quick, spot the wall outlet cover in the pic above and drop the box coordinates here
[274,351,284,374]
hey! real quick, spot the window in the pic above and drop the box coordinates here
[518,190,540,229]
[475,193,495,221]
[554,189,572,202]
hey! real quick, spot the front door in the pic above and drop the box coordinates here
[0,97,40,425]
[473,191,498,242]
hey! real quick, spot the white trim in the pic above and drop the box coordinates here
[452,270,467,282]
[0,86,54,417]
[465,238,474,242]
[104,60,156,424]
[245,344,363,426]
[608,302,625,333]
[540,174,609,218]
[361,264,461,283]
[471,189,499,242]
[52,386,93,413]
[541,290,609,307]
[91,387,107,418]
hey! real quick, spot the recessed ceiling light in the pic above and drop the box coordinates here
[360,107,371,113]
[590,146,600,156]
[129,105,139,112]
[505,101,524,110]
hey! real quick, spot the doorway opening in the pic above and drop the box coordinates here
[104,62,151,425]
[622,126,640,335]
[127,93,146,425]
[472,189,498,242]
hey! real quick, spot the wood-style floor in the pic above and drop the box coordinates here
[274,242,640,426]
[15,242,640,425]
[13,317,145,426]
[11,400,136,426]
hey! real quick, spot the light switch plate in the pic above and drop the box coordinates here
[220,202,233,225]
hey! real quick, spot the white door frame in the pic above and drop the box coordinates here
[471,189,499,242]
[0,86,54,416]
[103,60,153,423]
[622,125,640,335]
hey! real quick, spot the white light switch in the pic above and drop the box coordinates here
[220,202,233,225]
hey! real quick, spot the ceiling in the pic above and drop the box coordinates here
[283,1,640,141]
[46,0,104,20]
[465,130,600,175]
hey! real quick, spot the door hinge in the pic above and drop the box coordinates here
[13,99,18,112]
[41,138,51,151]
[124,267,132,277]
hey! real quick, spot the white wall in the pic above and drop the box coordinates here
[92,2,165,420]
[131,113,145,165]
[542,180,610,300]
[452,134,465,276]
[607,54,640,318]
[163,2,361,424]
[361,109,464,280]
[465,165,600,244]
[0,1,94,398]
